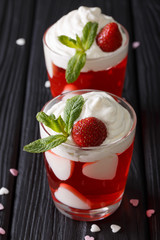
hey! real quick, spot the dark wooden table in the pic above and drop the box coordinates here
[0,0,160,239]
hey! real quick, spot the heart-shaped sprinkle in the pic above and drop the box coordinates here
[132,41,140,49]
[110,224,121,233]
[10,168,18,176]
[16,38,26,46]
[90,224,101,232]
[45,80,50,88]
[146,209,155,217]
[84,235,94,240]
[130,199,139,207]
[0,187,9,195]
[0,227,6,235]
[0,203,4,210]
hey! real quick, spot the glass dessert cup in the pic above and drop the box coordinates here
[43,26,129,97]
[40,90,136,221]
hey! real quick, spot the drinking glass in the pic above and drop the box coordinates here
[43,26,129,97]
[40,90,136,221]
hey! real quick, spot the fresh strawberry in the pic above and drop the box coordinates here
[72,117,107,147]
[96,22,122,52]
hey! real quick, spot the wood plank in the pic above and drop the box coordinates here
[131,0,160,239]
[0,0,37,239]
[0,0,156,239]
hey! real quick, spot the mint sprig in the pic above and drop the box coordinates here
[81,22,98,50]
[23,95,84,153]
[36,112,67,136]
[66,52,86,85]
[64,95,85,134]
[58,21,98,83]
[23,135,67,153]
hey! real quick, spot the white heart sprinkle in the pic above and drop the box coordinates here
[0,187,9,195]
[0,227,6,235]
[130,199,139,207]
[10,168,18,176]
[110,224,121,233]
[146,209,155,217]
[44,80,50,88]
[0,203,4,210]
[16,38,26,46]
[132,41,140,49]
[90,224,101,232]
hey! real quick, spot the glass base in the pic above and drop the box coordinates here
[54,199,122,221]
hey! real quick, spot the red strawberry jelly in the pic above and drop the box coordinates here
[44,140,134,210]
[47,55,128,97]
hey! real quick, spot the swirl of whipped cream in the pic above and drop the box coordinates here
[40,91,135,162]
[40,91,135,163]
[45,91,132,144]
[44,6,129,73]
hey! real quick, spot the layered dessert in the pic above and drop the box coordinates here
[38,90,136,220]
[43,6,129,97]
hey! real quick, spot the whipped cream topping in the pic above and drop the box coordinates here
[43,6,129,74]
[40,91,136,163]
[40,91,136,195]
[46,91,132,145]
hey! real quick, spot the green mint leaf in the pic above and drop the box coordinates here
[58,35,82,50]
[36,112,56,130]
[23,134,67,153]
[36,112,67,134]
[66,51,86,83]
[63,95,84,134]
[57,115,68,136]
[23,95,85,153]
[58,21,98,84]
[76,34,84,50]
[50,113,56,120]
[82,22,98,50]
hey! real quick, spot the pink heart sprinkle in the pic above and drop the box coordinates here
[0,203,4,210]
[132,41,140,49]
[0,227,6,235]
[84,236,94,240]
[130,199,139,207]
[146,209,155,217]
[10,168,18,176]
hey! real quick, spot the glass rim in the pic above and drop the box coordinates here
[40,89,137,150]
[42,24,129,61]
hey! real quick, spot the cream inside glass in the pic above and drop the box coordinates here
[40,89,136,221]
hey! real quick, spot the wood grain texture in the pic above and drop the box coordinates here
[131,0,160,239]
[0,0,160,239]
[0,0,37,239]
